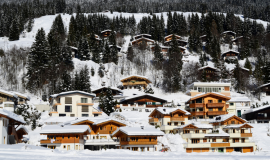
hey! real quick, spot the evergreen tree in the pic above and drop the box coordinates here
[79,66,91,93]
[57,72,72,92]
[234,60,243,92]
[244,58,252,75]
[153,42,163,62]
[27,16,34,32]
[127,44,134,62]
[98,65,105,78]
[9,19,20,41]
[67,15,77,46]
[91,67,95,76]
[103,42,110,63]
[78,38,90,61]
[99,88,116,116]
[74,72,80,90]
[144,86,154,94]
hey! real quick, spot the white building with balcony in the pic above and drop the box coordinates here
[49,91,101,117]
[227,97,251,117]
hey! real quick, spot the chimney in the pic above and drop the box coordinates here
[141,126,144,130]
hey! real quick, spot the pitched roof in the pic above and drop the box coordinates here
[198,65,219,71]
[223,123,253,129]
[228,97,251,102]
[134,34,152,38]
[186,92,231,103]
[121,94,167,103]
[221,31,236,35]
[243,105,270,114]
[153,107,190,116]
[221,50,240,57]
[64,117,126,126]
[131,37,155,43]
[164,34,181,39]
[10,91,30,100]
[92,86,123,93]
[0,89,18,99]
[120,75,151,83]
[112,126,164,136]
[101,30,112,33]
[0,109,25,124]
[40,125,91,134]
[209,114,246,123]
[257,83,270,89]
[174,123,213,129]
[50,90,96,98]
[16,125,29,133]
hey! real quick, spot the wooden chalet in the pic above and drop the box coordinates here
[92,87,123,97]
[0,109,26,144]
[119,94,167,108]
[221,50,239,60]
[120,75,151,89]
[243,106,270,123]
[134,34,152,40]
[109,45,122,52]
[164,34,181,42]
[232,36,244,46]
[164,39,188,47]
[101,30,112,38]
[112,126,164,151]
[131,37,155,47]
[221,31,236,37]
[198,66,219,81]
[186,92,231,119]
[230,67,250,78]
[40,125,90,150]
[200,35,207,42]
[257,83,270,96]
[0,89,18,106]
[16,125,28,143]
[151,46,186,56]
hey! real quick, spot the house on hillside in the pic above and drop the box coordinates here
[109,45,122,52]
[65,117,126,150]
[0,109,25,144]
[242,105,270,123]
[198,66,219,81]
[174,115,256,153]
[112,126,164,151]
[164,39,188,47]
[92,86,126,103]
[0,89,19,112]
[256,83,270,97]
[185,92,231,119]
[116,94,167,112]
[131,37,155,47]
[232,36,244,46]
[120,75,152,90]
[230,67,250,78]
[101,30,115,38]
[151,45,186,57]
[49,91,102,118]
[10,91,30,105]
[16,125,28,143]
[221,31,236,41]
[134,34,152,40]
[164,34,181,42]
[228,97,251,117]
[221,50,239,60]
[148,107,190,134]
[200,35,207,42]
[40,125,90,150]
[186,82,231,97]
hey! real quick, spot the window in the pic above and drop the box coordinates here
[223,138,229,142]
[94,114,98,117]
[209,108,213,111]
[191,139,200,144]
[100,127,103,130]
[195,130,199,133]
[63,145,66,149]
[184,130,190,134]
[196,98,202,103]
[19,98,24,102]
[82,106,89,112]
[132,147,138,151]
[111,127,113,130]
[67,145,70,150]
[241,129,245,133]
[202,130,206,133]
[59,114,66,117]
[70,114,75,117]
[147,147,149,151]
[3,136,5,144]
[76,135,78,139]
[230,103,234,106]
[65,97,72,104]
[212,139,216,142]
[233,138,239,143]
[231,121,235,124]
[48,146,56,149]
[100,136,107,139]
[68,135,70,139]
[233,129,235,133]
[208,100,213,103]
[218,108,223,111]
[225,130,228,133]
[76,145,78,150]
[167,122,171,125]
[174,122,178,126]
[82,114,89,117]
[65,106,72,112]
[203,138,207,142]
[241,138,245,143]
[62,136,64,139]
[218,100,222,103]
[81,98,88,103]
[141,147,145,152]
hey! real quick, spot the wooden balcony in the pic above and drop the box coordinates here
[77,103,94,106]
[189,103,204,108]
[170,117,185,121]
[207,103,224,108]
[226,104,229,108]
[53,103,61,107]
[121,141,157,145]
[241,133,252,137]
[40,139,62,144]
[207,111,226,115]
[149,118,158,123]
[191,111,205,116]
[211,143,230,147]
[122,81,148,86]
[146,105,163,108]
[115,105,120,108]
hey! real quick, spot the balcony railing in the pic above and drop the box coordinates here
[53,103,61,107]
[189,103,204,108]
[207,111,226,115]
[77,101,94,106]
[40,139,62,144]
[241,133,252,137]
[191,111,205,116]
[170,117,185,121]
[121,141,157,145]
[149,118,158,123]
[211,143,230,147]
[207,103,224,108]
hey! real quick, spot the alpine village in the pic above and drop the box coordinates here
[1,0,270,159]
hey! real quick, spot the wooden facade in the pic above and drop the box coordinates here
[101,30,112,38]
[221,50,239,59]
[120,95,167,108]
[198,66,218,81]
[92,87,122,97]
[244,106,270,122]
[0,91,16,105]
[134,34,152,40]
[131,38,155,46]
[16,127,28,143]
[186,93,231,119]
[121,76,151,89]
[164,34,181,42]
[257,84,270,96]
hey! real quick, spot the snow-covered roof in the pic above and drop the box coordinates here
[187,82,231,89]
[0,109,25,124]
[204,133,230,137]
[257,83,270,89]
[101,30,111,33]
[200,35,207,38]
[43,117,78,124]
[221,50,240,57]
[134,34,152,38]
[131,37,155,43]
[63,117,125,126]
[232,36,243,41]
[221,31,236,35]
[121,94,167,103]
[120,75,151,82]
[228,97,251,102]
[69,46,78,50]
[109,45,121,49]
[40,125,90,134]
[16,125,29,133]
[174,123,212,129]
[164,34,181,39]
[198,65,218,71]
[10,91,30,100]
[155,107,190,115]
[223,123,252,129]
[186,92,230,103]
[50,90,96,98]
[92,86,123,93]
[0,89,18,99]
[112,126,164,136]
[243,105,270,114]
[209,114,246,123]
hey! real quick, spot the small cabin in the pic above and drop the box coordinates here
[131,37,155,47]
[243,106,270,123]
[164,39,188,47]
[198,66,219,81]
[134,34,152,40]
[92,87,123,97]
[221,50,239,60]
[257,83,270,97]
[120,75,151,89]
[101,30,112,38]
[164,34,181,42]
[200,35,207,42]
[109,45,122,52]
[221,31,236,38]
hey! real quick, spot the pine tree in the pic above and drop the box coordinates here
[27,16,34,32]
[79,66,91,93]
[99,87,116,116]
[98,65,104,78]
[234,60,243,92]
[9,19,20,41]
[78,38,90,61]
[57,72,72,92]
[91,67,95,76]
[74,72,80,90]
[244,58,252,75]
[67,15,77,46]
[127,44,134,62]
[144,86,154,94]
[103,42,110,63]
[153,42,163,62]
